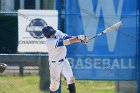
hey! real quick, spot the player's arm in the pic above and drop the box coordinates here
[63,36,81,45]
[58,31,75,40]
[64,35,88,45]
[63,35,75,40]
[55,37,80,48]
[55,35,87,47]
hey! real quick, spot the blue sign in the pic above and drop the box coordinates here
[65,0,137,80]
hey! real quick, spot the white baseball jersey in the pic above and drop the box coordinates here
[45,30,68,61]
[45,30,74,91]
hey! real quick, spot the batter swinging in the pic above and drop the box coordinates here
[42,26,87,93]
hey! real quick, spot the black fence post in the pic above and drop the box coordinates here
[39,55,50,90]
[19,63,24,76]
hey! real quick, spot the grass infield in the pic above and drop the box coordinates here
[0,75,120,93]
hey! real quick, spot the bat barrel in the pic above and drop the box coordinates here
[87,21,123,43]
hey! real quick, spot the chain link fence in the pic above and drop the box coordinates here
[0,12,46,93]
[0,0,56,93]
[0,13,18,54]
[0,12,51,93]
[1,0,138,93]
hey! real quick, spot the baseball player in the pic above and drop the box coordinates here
[42,26,87,93]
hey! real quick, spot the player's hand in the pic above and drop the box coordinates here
[81,40,87,44]
[77,35,88,44]
[77,35,86,41]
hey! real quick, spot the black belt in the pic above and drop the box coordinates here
[52,57,66,63]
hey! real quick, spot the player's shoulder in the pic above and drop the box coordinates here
[55,30,64,34]
[55,30,65,37]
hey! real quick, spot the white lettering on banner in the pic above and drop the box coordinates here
[129,59,135,69]
[102,58,111,69]
[67,57,135,69]
[94,58,102,69]
[85,58,93,69]
[68,58,75,68]
[121,59,128,69]
[75,58,84,69]
[78,0,124,52]
[111,59,120,69]
[26,26,44,32]
[18,40,46,44]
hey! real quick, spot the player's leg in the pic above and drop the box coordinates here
[68,83,76,93]
[62,59,76,93]
[50,90,57,93]
[49,62,62,93]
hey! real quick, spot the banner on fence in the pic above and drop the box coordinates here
[65,0,137,80]
[18,10,58,52]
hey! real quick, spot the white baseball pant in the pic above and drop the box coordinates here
[49,58,74,92]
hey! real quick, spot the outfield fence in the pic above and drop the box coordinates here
[0,0,140,93]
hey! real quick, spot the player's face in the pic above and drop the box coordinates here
[50,35,55,38]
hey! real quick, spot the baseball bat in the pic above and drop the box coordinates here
[87,21,123,42]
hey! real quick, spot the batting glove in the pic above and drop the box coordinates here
[77,35,88,44]
[77,35,86,41]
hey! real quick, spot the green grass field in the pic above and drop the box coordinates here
[0,75,119,93]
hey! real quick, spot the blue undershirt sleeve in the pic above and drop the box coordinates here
[55,40,64,48]
[55,35,72,48]
[63,35,72,40]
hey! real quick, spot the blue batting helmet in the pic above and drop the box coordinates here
[42,26,56,38]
